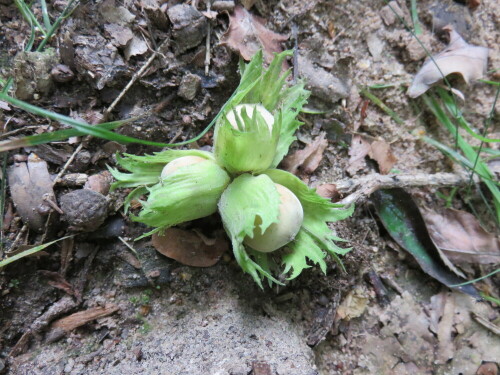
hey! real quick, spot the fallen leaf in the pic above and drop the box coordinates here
[347,136,397,175]
[39,270,77,297]
[316,184,339,200]
[422,208,500,264]
[408,26,488,98]
[476,362,499,375]
[0,100,10,110]
[152,228,229,267]
[336,286,369,321]
[220,5,287,64]
[283,132,328,175]
[372,188,480,298]
[124,35,148,61]
[368,140,397,174]
[51,304,120,332]
[7,154,55,232]
[347,135,371,175]
[104,23,134,47]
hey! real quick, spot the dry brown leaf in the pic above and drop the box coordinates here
[152,228,229,267]
[316,184,340,200]
[347,135,371,175]
[408,27,488,98]
[220,5,287,64]
[7,154,55,232]
[422,208,500,264]
[283,132,328,175]
[368,140,397,175]
[52,304,119,332]
[104,23,133,47]
[124,35,148,61]
[347,136,397,176]
[336,287,369,321]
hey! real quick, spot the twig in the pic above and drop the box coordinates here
[336,172,479,206]
[204,1,212,76]
[53,142,83,185]
[7,224,28,253]
[103,37,170,121]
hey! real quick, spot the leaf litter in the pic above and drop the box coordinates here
[220,5,288,64]
[347,135,397,175]
[422,207,500,265]
[408,26,489,98]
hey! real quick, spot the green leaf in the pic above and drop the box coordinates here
[109,149,214,190]
[133,159,230,229]
[218,174,282,287]
[271,81,310,167]
[263,169,354,275]
[372,188,480,298]
[284,230,327,279]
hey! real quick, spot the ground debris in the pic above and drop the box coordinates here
[220,5,287,64]
[408,26,488,98]
[152,228,229,267]
[422,208,500,265]
[167,4,207,54]
[283,132,327,176]
[60,189,108,232]
[347,135,397,175]
[7,154,55,232]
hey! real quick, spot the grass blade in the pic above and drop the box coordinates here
[40,0,52,30]
[359,88,404,125]
[0,236,70,268]
[410,0,422,35]
[0,119,131,152]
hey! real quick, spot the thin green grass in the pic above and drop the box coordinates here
[0,236,70,268]
[410,0,422,35]
[450,268,500,287]
[359,88,405,125]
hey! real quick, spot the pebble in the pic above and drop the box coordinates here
[60,189,108,232]
[178,73,202,101]
[167,4,207,54]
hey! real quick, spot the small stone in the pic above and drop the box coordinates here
[51,64,75,83]
[67,150,91,172]
[60,189,108,232]
[405,33,433,61]
[380,1,406,26]
[167,4,207,54]
[178,73,201,101]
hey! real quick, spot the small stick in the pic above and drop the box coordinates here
[103,37,170,121]
[335,172,479,206]
[7,224,28,253]
[53,143,83,186]
[204,1,212,76]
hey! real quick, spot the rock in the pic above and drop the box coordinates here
[405,33,433,61]
[84,171,113,195]
[366,34,384,61]
[379,1,408,26]
[167,4,207,54]
[298,54,350,107]
[178,73,201,100]
[60,189,108,232]
[13,49,59,100]
[67,150,91,172]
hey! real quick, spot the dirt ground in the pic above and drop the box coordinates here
[0,0,499,374]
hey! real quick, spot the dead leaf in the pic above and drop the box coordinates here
[348,136,397,175]
[436,292,455,364]
[368,140,397,174]
[152,228,229,267]
[0,100,10,110]
[7,154,55,232]
[39,271,77,297]
[336,287,369,321]
[316,184,340,200]
[422,208,500,264]
[104,23,134,47]
[220,5,287,64]
[476,362,499,375]
[408,26,488,98]
[283,132,328,175]
[347,135,371,175]
[124,35,148,61]
[51,304,120,332]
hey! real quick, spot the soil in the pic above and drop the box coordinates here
[1,0,499,374]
